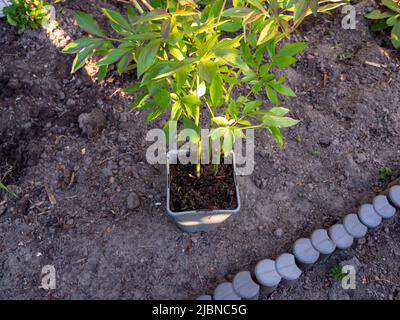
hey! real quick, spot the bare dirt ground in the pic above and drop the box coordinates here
[0,0,399,300]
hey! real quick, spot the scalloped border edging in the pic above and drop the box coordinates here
[196,178,400,300]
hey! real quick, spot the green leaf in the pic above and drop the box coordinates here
[0,180,8,192]
[257,19,278,45]
[269,127,283,149]
[255,44,266,67]
[97,65,108,82]
[175,67,189,90]
[387,15,398,26]
[101,7,130,30]
[131,93,150,110]
[218,22,243,32]
[182,94,201,119]
[208,0,224,18]
[146,106,163,122]
[127,6,136,23]
[71,45,96,73]
[62,38,104,54]
[214,48,250,72]
[117,52,134,74]
[271,55,297,68]
[240,41,256,68]
[265,39,276,59]
[210,75,223,106]
[210,127,227,140]
[154,89,171,109]
[192,20,229,34]
[269,81,296,97]
[151,58,198,81]
[293,0,308,22]
[198,60,218,83]
[266,85,279,104]
[228,100,239,118]
[371,20,390,32]
[222,7,255,18]
[137,39,161,77]
[170,101,182,121]
[262,114,299,128]
[364,10,394,20]
[97,47,131,66]
[0,180,16,197]
[268,107,290,117]
[392,21,400,48]
[243,100,262,115]
[182,94,201,106]
[212,116,230,126]
[74,11,106,38]
[223,128,235,155]
[123,32,161,41]
[124,83,141,94]
[180,117,200,144]
[278,42,308,57]
[382,0,400,13]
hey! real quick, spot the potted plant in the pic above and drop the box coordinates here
[63,0,346,232]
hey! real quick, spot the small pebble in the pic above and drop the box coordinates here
[275,228,284,237]
[66,98,75,107]
[127,192,140,210]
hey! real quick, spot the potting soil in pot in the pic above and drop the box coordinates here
[169,163,238,212]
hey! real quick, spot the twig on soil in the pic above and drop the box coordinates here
[98,152,132,165]
[67,171,76,190]
[196,263,204,285]
[72,258,87,265]
[374,277,400,287]
[64,195,78,200]
[365,60,387,68]
[37,210,52,216]
[323,69,328,87]
[111,88,122,97]
[45,186,57,205]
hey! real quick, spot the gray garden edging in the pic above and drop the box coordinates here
[196,178,400,300]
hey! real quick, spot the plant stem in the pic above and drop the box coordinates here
[130,0,144,14]
[217,0,227,23]
[195,75,201,178]
[140,0,154,11]
[239,124,262,130]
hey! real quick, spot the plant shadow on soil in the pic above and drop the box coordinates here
[0,0,400,300]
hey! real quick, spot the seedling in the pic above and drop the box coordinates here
[329,264,345,282]
[365,0,400,49]
[0,180,17,198]
[337,52,353,61]
[379,166,393,179]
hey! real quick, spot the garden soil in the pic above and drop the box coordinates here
[0,0,399,299]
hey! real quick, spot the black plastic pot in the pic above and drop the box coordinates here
[166,150,241,233]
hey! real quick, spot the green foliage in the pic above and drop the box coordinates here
[379,166,393,179]
[3,0,51,29]
[63,0,345,177]
[365,0,400,49]
[0,180,8,192]
[329,264,345,282]
[0,180,17,198]
[337,51,353,61]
